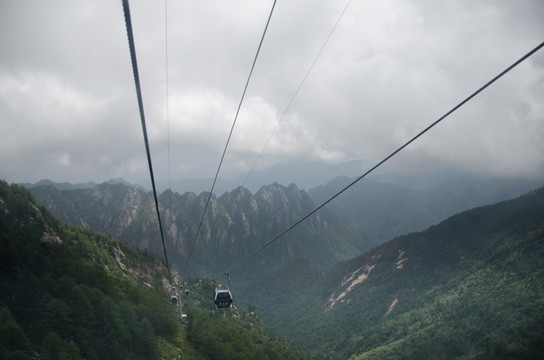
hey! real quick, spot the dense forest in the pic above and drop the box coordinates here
[0,181,310,359]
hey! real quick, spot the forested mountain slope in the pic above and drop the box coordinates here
[239,186,544,359]
[0,181,310,360]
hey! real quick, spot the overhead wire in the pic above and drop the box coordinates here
[215,40,544,279]
[164,0,176,274]
[242,0,354,188]
[165,0,173,203]
[122,0,172,284]
[181,0,278,277]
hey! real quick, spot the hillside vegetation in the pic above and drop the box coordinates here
[0,181,310,360]
[16,178,544,359]
[239,186,544,359]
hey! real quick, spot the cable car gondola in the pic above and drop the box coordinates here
[170,286,179,304]
[214,286,233,309]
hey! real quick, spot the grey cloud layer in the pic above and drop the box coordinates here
[1,0,543,184]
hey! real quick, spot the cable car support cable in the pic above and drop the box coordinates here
[215,40,544,279]
[123,0,172,284]
[181,0,278,277]
[242,0,354,188]
[165,0,173,210]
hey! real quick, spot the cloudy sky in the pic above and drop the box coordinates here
[1,0,543,189]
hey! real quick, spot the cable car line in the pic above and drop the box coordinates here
[242,0,354,188]
[123,0,542,308]
[165,0,173,206]
[122,0,172,284]
[214,40,544,280]
[181,0,278,277]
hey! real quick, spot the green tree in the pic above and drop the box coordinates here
[0,307,31,358]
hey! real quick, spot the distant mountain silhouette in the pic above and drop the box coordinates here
[308,172,543,245]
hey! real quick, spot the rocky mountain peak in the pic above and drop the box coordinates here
[30,181,366,278]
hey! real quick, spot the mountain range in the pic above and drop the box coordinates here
[29,181,366,280]
[27,172,542,273]
[21,175,544,359]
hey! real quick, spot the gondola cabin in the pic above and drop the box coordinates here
[214,287,233,309]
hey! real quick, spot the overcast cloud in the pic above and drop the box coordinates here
[1,0,543,188]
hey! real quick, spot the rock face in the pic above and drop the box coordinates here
[30,183,147,238]
[31,182,367,279]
